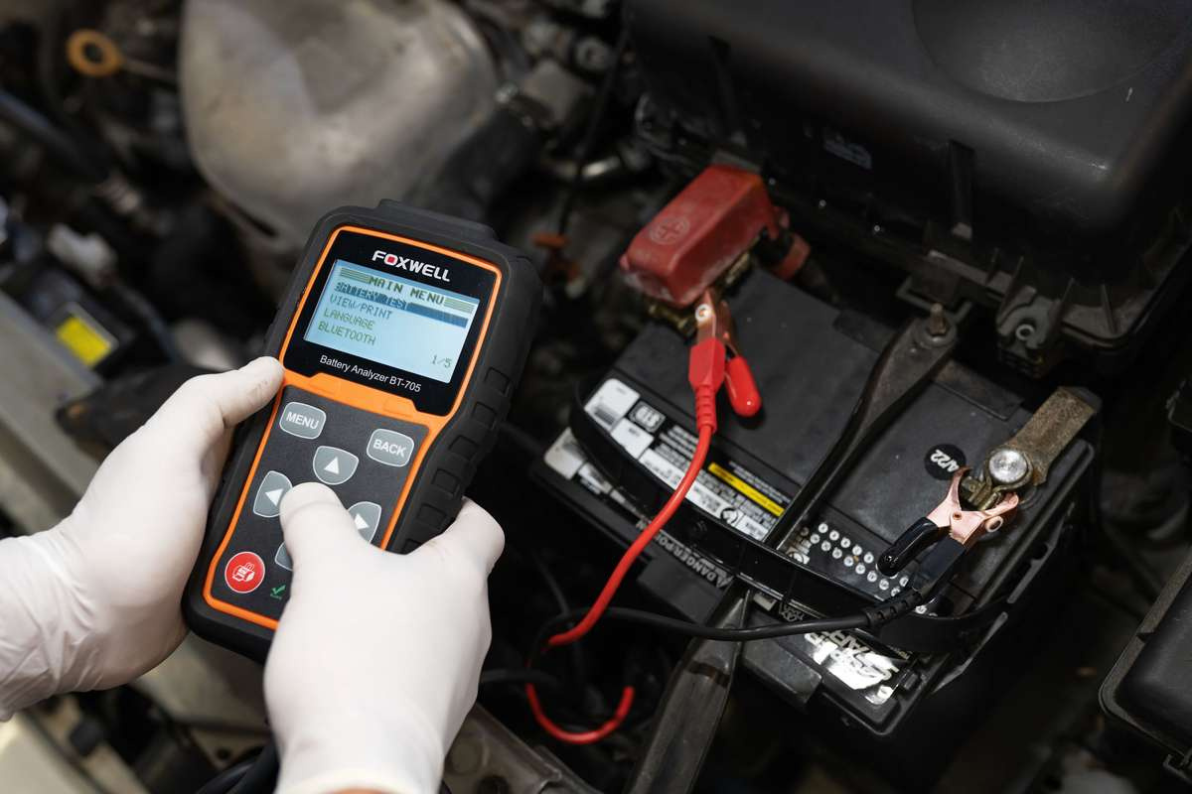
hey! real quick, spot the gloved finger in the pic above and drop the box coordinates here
[279,482,367,568]
[150,357,284,452]
[422,498,505,576]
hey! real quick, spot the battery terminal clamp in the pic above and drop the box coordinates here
[881,387,1096,600]
[879,468,1019,598]
[693,289,762,418]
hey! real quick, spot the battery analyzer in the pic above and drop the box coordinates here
[185,201,539,660]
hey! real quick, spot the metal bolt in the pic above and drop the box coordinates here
[988,448,1029,485]
[446,732,485,775]
[1014,322,1037,342]
[926,303,949,337]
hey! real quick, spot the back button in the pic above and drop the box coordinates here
[366,428,416,467]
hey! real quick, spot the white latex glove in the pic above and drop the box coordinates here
[266,483,504,794]
[0,357,284,719]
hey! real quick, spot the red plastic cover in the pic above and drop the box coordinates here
[619,165,780,307]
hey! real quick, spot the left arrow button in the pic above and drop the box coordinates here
[253,471,293,518]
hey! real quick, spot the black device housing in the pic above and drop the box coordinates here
[184,202,540,661]
[533,268,1093,786]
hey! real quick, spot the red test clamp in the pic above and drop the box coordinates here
[694,289,762,418]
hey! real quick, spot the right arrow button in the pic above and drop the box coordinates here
[347,501,383,544]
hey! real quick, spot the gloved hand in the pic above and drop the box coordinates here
[0,357,283,719]
[265,483,504,794]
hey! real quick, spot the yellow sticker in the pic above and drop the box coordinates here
[707,462,785,517]
[55,311,115,367]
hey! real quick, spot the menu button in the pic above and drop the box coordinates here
[279,402,326,439]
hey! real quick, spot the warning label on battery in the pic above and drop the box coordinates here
[577,378,792,542]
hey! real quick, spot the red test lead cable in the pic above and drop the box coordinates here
[525,298,727,744]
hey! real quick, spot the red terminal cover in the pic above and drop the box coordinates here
[619,164,782,307]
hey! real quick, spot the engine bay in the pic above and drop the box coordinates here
[0,0,1191,793]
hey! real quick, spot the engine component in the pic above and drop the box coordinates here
[0,291,99,533]
[627,593,749,793]
[625,0,1191,372]
[57,363,210,456]
[178,0,497,247]
[413,59,591,221]
[0,711,99,792]
[1100,556,1192,780]
[65,28,172,84]
[444,707,592,793]
[522,17,615,75]
[15,268,133,371]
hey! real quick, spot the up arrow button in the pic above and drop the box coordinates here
[313,446,358,486]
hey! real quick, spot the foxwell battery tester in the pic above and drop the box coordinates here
[185,201,539,660]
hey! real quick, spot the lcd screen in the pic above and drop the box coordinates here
[303,259,481,383]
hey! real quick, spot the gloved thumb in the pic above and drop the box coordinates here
[279,482,367,569]
[151,357,284,451]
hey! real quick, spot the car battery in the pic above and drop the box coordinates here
[532,267,1094,787]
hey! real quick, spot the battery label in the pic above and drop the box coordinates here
[580,378,791,542]
[608,488,735,590]
[805,629,902,697]
[584,379,640,430]
[545,426,733,587]
[753,593,905,702]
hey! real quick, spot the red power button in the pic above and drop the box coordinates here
[225,551,266,594]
